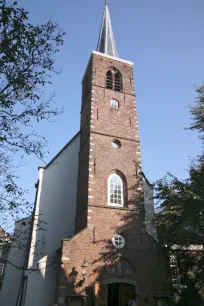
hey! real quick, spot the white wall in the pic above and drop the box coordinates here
[24,133,80,306]
[0,217,31,306]
[143,176,158,241]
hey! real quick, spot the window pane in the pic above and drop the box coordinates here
[110,99,119,109]
[0,264,4,275]
[170,254,180,286]
[109,174,123,206]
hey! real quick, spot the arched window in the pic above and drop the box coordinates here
[106,70,113,89]
[110,99,119,109]
[108,173,124,207]
[170,254,181,286]
[106,69,122,91]
[115,71,122,91]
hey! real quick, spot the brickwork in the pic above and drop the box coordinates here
[76,53,143,232]
[56,226,171,306]
[58,51,172,306]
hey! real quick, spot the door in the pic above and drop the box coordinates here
[108,283,136,306]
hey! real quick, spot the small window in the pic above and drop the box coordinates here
[108,173,124,207]
[111,140,121,149]
[0,263,4,275]
[110,99,119,109]
[170,254,181,286]
[112,234,126,249]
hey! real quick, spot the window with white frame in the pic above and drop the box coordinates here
[110,99,119,109]
[112,234,126,249]
[111,140,121,149]
[170,254,181,286]
[0,263,4,275]
[108,173,124,207]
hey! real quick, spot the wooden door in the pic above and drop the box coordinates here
[95,282,106,306]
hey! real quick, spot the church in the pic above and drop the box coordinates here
[0,3,172,306]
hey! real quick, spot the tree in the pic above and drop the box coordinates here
[188,84,204,142]
[0,0,65,230]
[154,84,204,244]
[154,84,204,306]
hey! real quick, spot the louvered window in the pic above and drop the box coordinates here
[106,69,122,92]
[106,70,113,89]
[115,71,122,91]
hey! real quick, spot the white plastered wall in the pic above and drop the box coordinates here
[24,133,80,306]
[0,217,32,306]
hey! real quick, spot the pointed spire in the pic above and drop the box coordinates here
[97,1,118,57]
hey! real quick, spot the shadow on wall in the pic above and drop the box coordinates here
[56,182,171,306]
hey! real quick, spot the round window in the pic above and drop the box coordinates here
[111,140,121,149]
[112,234,126,249]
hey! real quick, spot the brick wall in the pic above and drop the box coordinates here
[75,52,143,232]
[56,226,171,306]
[59,52,172,306]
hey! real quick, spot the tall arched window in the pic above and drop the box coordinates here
[106,69,122,92]
[170,254,181,286]
[108,173,124,207]
[115,71,122,91]
[106,70,113,89]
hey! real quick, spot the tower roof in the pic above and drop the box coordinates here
[97,2,118,58]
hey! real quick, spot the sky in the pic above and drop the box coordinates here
[9,0,204,205]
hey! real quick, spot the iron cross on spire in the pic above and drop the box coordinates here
[105,0,108,5]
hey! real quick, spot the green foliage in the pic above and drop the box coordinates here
[154,84,204,305]
[188,84,204,142]
[155,162,204,244]
[0,0,65,227]
[155,84,204,244]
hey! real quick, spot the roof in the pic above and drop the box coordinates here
[97,3,118,58]
[38,132,80,170]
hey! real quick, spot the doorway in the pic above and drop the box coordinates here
[108,283,136,306]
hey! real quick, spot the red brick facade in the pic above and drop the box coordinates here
[56,52,172,306]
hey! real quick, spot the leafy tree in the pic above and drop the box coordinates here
[188,84,204,141]
[154,84,204,305]
[154,84,204,244]
[0,0,65,229]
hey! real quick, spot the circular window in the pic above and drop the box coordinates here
[111,140,121,149]
[112,234,126,249]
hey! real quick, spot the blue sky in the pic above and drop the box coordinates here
[13,0,204,204]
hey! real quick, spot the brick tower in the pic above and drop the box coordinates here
[56,4,172,306]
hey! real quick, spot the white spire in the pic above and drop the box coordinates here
[97,3,118,58]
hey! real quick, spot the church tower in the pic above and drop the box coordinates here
[75,2,144,234]
[56,4,172,306]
